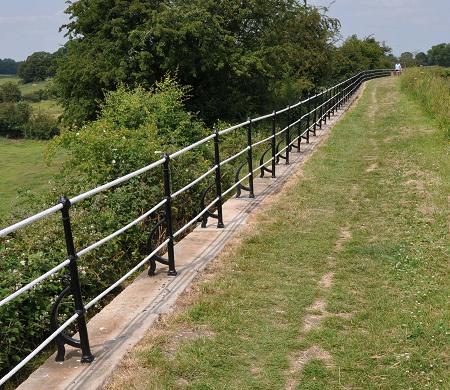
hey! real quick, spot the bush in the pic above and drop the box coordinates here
[0,76,244,381]
[0,101,31,138]
[401,67,450,140]
[0,82,21,103]
[25,111,60,140]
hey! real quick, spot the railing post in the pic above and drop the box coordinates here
[213,128,225,228]
[328,87,332,119]
[285,106,291,164]
[305,94,310,143]
[297,100,302,151]
[162,154,177,276]
[271,111,277,177]
[313,92,317,136]
[59,196,94,363]
[247,119,255,198]
[319,91,324,127]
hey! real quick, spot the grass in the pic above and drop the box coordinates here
[104,77,449,389]
[401,67,450,139]
[0,74,50,94]
[0,74,62,117]
[0,138,62,222]
[30,99,63,117]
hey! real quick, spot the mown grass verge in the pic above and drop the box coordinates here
[0,137,62,221]
[104,77,449,390]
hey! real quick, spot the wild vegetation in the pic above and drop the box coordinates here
[401,67,450,139]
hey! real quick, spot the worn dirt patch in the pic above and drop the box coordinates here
[366,162,378,172]
[286,346,335,390]
[318,272,334,289]
[335,227,352,251]
[162,326,216,358]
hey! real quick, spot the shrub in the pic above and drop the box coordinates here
[25,111,60,140]
[0,82,21,103]
[0,101,31,138]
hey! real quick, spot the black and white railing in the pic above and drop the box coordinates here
[0,69,391,386]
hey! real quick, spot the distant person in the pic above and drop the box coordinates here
[395,62,402,76]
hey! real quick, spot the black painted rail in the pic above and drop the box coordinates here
[0,69,391,385]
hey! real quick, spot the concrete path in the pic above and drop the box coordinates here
[17,89,362,390]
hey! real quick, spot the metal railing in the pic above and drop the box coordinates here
[0,69,390,386]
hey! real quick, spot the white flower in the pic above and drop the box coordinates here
[20,260,26,266]
[112,159,116,164]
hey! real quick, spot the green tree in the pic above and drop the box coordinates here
[415,52,428,66]
[399,52,416,68]
[0,101,31,137]
[18,51,54,83]
[0,82,21,102]
[0,58,20,74]
[332,35,393,80]
[427,43,450,67]
[55,0,338,126]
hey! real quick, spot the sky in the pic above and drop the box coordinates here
[0,1,68,60]
[309,0,450,56]
[0,0,449,60]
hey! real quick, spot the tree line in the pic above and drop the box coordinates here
[398,43,450,68]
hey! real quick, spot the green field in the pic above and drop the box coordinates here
[30,99,63,117]
[105,77,449,390]
[0,137,62,222]
[0,74,62,117]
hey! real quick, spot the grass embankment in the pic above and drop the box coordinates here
[0,138,61,221]
[401,67,450,139]
[105,77,449,389]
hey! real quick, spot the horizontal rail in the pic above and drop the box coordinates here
[77,199,167,257]
[171,165,217,198]
[253,157,275,174]
[84,239,169,310]
[219,120,251,136]
[222,172,252,198]
[70,158,166,205]
[252,134,274,148]
[173,197,219,238]
[169,134,216,160]
[0,203,63,237]
[0,259,70,307]
[0,313,79,386]
[220,146,249,167]
[251,112,275,123]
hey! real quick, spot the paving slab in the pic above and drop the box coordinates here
[16,91,361,390]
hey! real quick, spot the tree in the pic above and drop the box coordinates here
[0,82,21,102]
[415,52,428,66]
[18,52,54,83]
[427,43,450,67]
[332,35,394,80]
[399,52,416,67]
[55,0,339,126]
[0,58,20,75]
